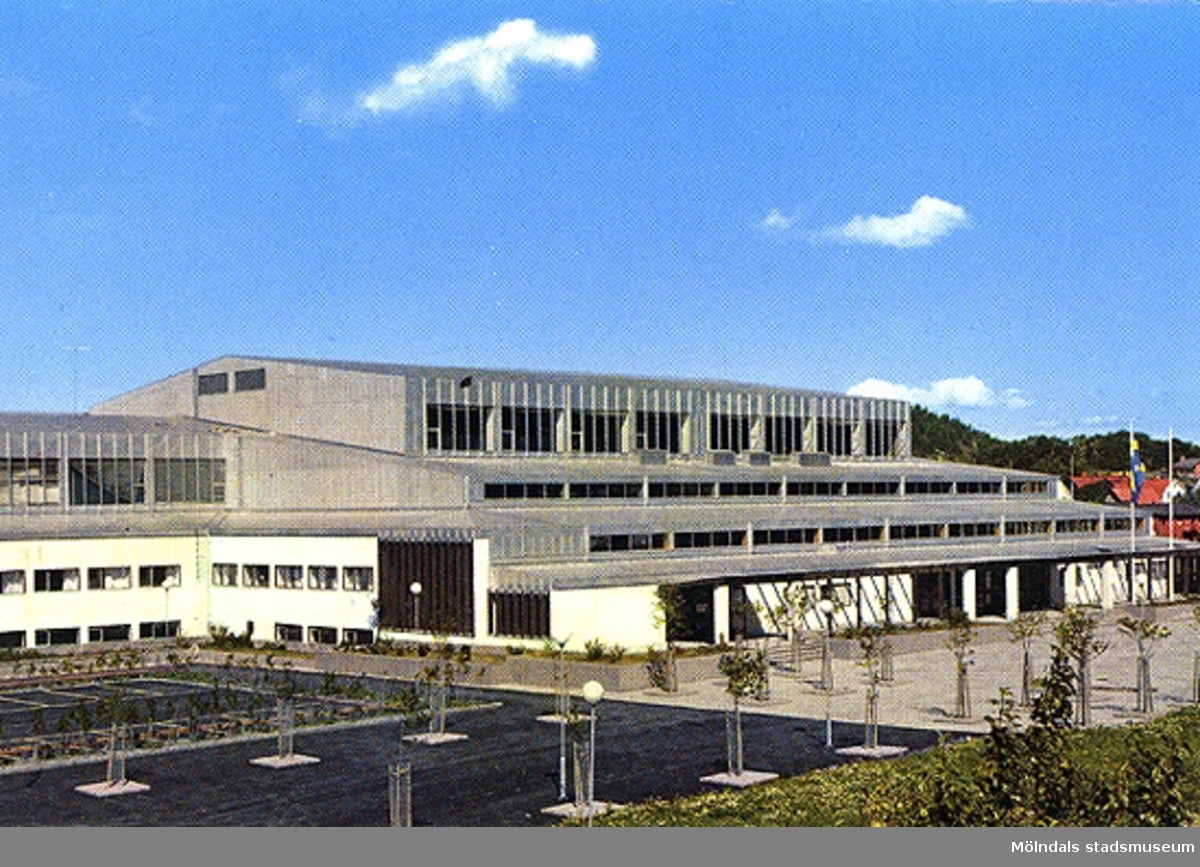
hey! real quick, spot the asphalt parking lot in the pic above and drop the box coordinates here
[0,684,942,826]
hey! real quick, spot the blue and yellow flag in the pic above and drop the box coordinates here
[1129,437,1146,504]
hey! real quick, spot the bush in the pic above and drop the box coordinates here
[584,638,606,661]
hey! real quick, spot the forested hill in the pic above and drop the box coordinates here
[910,406,1200,478]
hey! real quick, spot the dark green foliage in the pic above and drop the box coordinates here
[911,405,1200,478]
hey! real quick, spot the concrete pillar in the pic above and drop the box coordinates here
[1063,563,1078,607]
[1005,566,1020,620]
[713,584,730,645]
[1101,560,1118,609]
[961,569,977,620]
[472,539,491,639]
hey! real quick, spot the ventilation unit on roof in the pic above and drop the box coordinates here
[796,453,832,467]
[745,451,772,467]
[708,452,737,466]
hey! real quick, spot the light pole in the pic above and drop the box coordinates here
[409,581,422,632]
[582,679,604,825]
[554,635,570,802]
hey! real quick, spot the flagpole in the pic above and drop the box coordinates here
[1169,426,1176,600]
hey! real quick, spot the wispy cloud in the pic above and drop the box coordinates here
[848,376,1029,410]
[357,19,595,116]
[824,196,969,248]
[758,208,793,231]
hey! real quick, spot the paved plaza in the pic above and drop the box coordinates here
[601,602,1200,735]
[0,602,1195,825]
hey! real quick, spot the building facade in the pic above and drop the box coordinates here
[0,356,1194,653]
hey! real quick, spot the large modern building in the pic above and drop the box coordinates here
[0,356,1195,653]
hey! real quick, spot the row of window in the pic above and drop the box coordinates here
[485,478,1036,501]
[273,623,373,645]
[211,563,374,591]
[427,403,900,458]
[0,621,181,649]
[0,457,226,508]
[587,518,1107,554]
[0,565,180,595]
[197,367,267,395]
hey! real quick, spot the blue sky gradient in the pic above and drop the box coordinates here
[2,2,1198,440]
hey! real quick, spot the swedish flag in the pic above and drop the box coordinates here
[1129,437,1146,504]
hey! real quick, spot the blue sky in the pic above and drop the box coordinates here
[2,2,1199,442]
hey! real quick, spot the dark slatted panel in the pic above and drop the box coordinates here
[378,540,474,636]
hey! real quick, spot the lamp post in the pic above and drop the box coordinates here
[409,582,422,632]
[554,635,570,802]
[582,679,604,825]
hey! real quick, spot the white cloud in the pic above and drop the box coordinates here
[759,209,792,231]
[825,196,969,248]
[358,19,595,115]
[847,376,1029,410]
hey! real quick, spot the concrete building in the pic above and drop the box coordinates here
[0,356,1195,653]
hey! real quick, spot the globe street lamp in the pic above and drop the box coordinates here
[582,679,604,825]
[409,582,422,632]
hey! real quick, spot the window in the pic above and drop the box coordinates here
[789,481,841,497]
[501,407,558,453]
[648,481,715,498]
[865,419,900,457]
[957,481,1002,495]
[68,459,147,505]
[88,624,131,643]
[844,481,899,496]
[426,403,490,451]
[234,367,266,392]
[275,623,302,643]
[0,631,24,649]
[198,372,229,395]
[673,530,747,549]
[139,565,180,588]
[764,415,804,455]
[243,564,269,588]
[589,533,668,553]
[752,527,818,546]
[636,411,683,453]
[343,567,373,592]
[708,413,752,453]
[718,481,781,497]
[139,620,180,639]
[211,563,238,587]
[153,458,226,503]
[35,627,79,646]
[568,482,642,499]
[308,565,338,590]
[34,569,80,592]
[275,565,304,589]
[904,480,953,495]
[570,410,625,453]
[816,420,853,456]
[342,628,374,646]
[308,625,338,645]
[483,482,566,500]
[88,567,132,591]
[0,570,24,595]
[1,458,63,507]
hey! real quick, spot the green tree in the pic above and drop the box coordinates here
[717,642,768,776]
[1006,611,1046,707]
[1055,606,1109,727]
[651,584,686,692]
[1117,614,1171,714]
[944,609,974,718]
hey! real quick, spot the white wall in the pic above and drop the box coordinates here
[206,535,378,642]
[0,534,379,648]
[0,536,208,645]
[550,584,661,652]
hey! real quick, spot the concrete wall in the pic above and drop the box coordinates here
[231,436,465,510]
